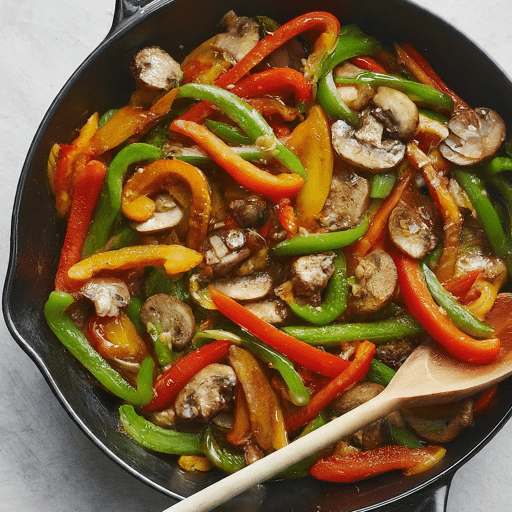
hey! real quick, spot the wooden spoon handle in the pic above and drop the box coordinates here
[163,393,398,512]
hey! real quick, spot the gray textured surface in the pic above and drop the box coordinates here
[1,1,511,511]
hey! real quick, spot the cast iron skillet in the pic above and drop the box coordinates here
[3,0,512,510]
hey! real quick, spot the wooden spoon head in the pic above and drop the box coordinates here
[386,293,512,407]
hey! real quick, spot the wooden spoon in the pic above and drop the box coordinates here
[163,293,512,512]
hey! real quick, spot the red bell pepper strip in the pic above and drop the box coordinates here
[473,385,498,414]
[285,341,375,432]
[395,44,470,112]
[349,56,387,73]
[208,286,350,378]
[179,11,339,123]
[170,119,304,203]
[230,68,314,105]
[393,252,501,364]
[55,160,107,292]
[441,270,482,300]
[311,445,446,482]
[143,340,232,413]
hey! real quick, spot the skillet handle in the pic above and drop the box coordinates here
[109,0,162,36]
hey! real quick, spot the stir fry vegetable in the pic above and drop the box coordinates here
[46,9,511,486]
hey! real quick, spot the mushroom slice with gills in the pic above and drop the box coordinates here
[439,107,506,166]
[242,299,291,325]
[210,272,274,302]
[174,363,237,421]
[201,229,251,277]
[371,86,419,140]
[132,193,183,233]
[80,277,130,317]
[331,111,406,172]
[388,203,438,259]
[130,46,183,107]
[349,249,398,314]
[140,293,195,350]
[333,62,375,111]
[317,167,371,231]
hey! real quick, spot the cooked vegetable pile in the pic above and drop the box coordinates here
[45,10,512,482]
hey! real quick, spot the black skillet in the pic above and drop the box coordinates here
[3,0,512,510]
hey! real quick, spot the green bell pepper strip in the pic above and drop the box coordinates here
[290,251,348,326]
[334,71,454,112]
[176,83,306,180]
[104,224,138,252]
[204,119,252,146]
[82,143,164,257]
[283,313,425,346]
[119,404,203,455]
[44,291,154,406]
[316,71,360,125]
[453,168,510,258]
[389,424,423,449]
[483,156,512,175]
[419,260,495,339]
[272,215,369,257]
[417,107,449,124]
[99,109,119,127]
[173,145,269,166]
[203,425,245,474]
[125,295,144,334]
[365,359,396,387]
[371,171,396,199]
[146,322,175,368]
[143,267,191,303]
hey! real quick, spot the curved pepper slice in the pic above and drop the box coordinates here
[394,251,500,364]
[171,120,304,203]
[121,158,211,251]
[67,245,202,281]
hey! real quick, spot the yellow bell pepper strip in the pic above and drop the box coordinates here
[52,112,99,216]
[178,11,340,123]
[286,105,333,229]
[67,245,202,281]
[310,445,446,482]
[393,251,501,364]
[45,291,154,406]
[406,142,461,283]
[143,340,233,414]
[208,286,350,378]
[121,158,211,251]
[351,166,415,258]
[119,405,204,455]
[55,160,108,292]
[170,120,304,203]
[176,83,306,179]
[285,340,375,432]
[465,279,500,320]
[82,143,164,258]
[229,345,288,451]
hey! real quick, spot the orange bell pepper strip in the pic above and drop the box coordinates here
[208,286,350,378]
[67,245,202,281]
[285,341,375,432]
[170,119,304,203]
[351,166,415,258]
[143,340,232,413]
[229,345,288,451]
[226,386,252,446]
[55,160,108,293]
[393,251,500,364]
[179,12,339,123]
[121,158,211,251]
[395,44,470,112]
[311,445,446,482]
[286,105,333,230]
[277,198,298,237]
[406,142,461,283]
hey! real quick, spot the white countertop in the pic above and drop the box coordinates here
[1,1,511,511]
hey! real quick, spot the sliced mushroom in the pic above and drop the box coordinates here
[372,86,419,139]
[317,168,371,231]
[228,194,268,229]
[349,249,398,314]
[243,299,291,325]
[389,203,438,259]
[439,107,506,165]
[130,46,183,107]
[331,111,406,171]
[140,293,195,350]
[80,278,130,317]
[290,253,335,298]
[212,11,259,64]
[375,339,419,370]
[333,62,375,111]
[132,193,183,233]
[174,363,237,421]
[211,272,274,301]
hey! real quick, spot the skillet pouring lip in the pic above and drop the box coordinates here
[4,0,512,510]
